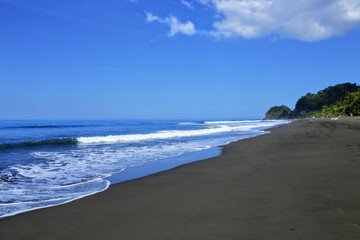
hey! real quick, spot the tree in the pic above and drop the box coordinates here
[322,105,334,117]
[322,89,360,117]
[343,89,360,116]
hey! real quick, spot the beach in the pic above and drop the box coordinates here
[1,117,359,240]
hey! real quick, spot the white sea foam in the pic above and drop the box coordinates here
[77,126,233,144]
[204,120,289,124]
[77,120,288,144]
[0,179,110,218]
[177,122,201,125]
[204,120,263,124]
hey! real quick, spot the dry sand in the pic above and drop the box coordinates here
[0,117,360,240]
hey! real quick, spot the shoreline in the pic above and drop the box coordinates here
[0,120,286,219]
[1,117,359,239]
[0,121,281,219]
[105,121,289,185]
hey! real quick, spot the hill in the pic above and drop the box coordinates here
[293,83,359,117]
[265,105,293,119]
[264,82,359,119]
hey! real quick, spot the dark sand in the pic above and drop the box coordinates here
[1,118,360,240]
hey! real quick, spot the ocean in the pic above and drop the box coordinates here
[0,119,288,218]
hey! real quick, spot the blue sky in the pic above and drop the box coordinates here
[1,0,359,119]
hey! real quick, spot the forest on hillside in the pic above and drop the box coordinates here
[265,83,360,119]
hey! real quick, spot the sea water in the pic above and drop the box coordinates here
[0,119,288,218]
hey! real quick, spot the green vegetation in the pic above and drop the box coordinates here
[293,83,359,117]
[322,89,360,117]
[265,83,360,119]
[306,111,323,118]
[265,105,293,119]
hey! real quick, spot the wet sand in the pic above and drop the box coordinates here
[1,117,360,240]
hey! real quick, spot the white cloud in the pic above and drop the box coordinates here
[182,0,194,9]
[145,12,161,22]
[145,12,196,36]
[199,0,360,41]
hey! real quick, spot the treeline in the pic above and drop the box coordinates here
[265,83,360,119]
[322,90,360,117]
[293,83,359,117]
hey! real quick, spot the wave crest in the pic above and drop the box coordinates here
[0,138,78,150]
[77,126,238,144]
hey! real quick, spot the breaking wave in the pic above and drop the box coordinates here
[77,125,252,144]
